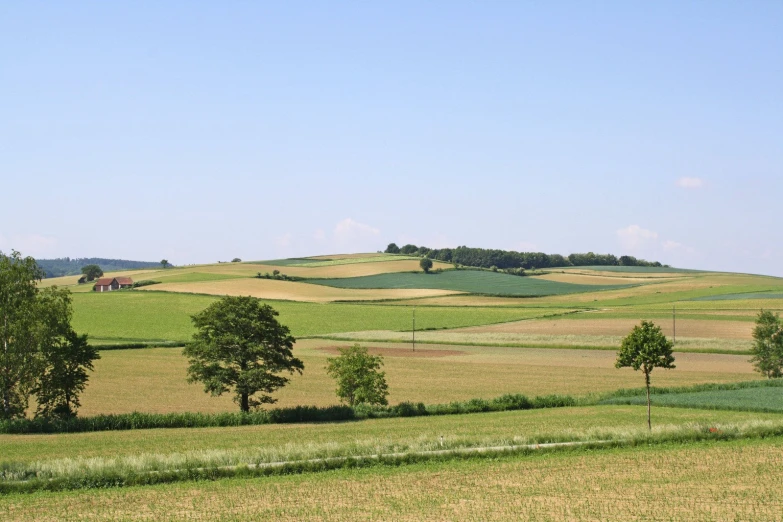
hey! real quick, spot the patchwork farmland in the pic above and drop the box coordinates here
[4,252,783,519]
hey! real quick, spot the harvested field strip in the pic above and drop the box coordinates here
[141,279,463,303]
[314,333,752,354]
[532,273,674,285]
[254,255,411,267]
[458,317,753,339]
[310,270,633,296]
[3,437,781,520]
[3,420,783,494]
[691,291,783,301]
[244,259,452,278]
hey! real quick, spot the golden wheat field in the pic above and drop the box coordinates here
[74,341,758,415]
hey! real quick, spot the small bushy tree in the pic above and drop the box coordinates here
[385,243,400,254]
[184,297,304,412]
[80,264,103,281]
[419,258,433,273]
[616,320,675,430]
[750,310,783,378]
[160,259,169,269]
[400,244,418,255]
[326,344,389,406]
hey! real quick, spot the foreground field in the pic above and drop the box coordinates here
[1,405,776,464]
[3,437,781,520]
[74,341,758,415]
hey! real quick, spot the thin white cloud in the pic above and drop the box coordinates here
[0,233,59,257]
[333,218,380,240]
[517,241,539,252]
[616,225,659,251]
[676,177,705,189]
[662,240,682,251]
[276,233,293,248]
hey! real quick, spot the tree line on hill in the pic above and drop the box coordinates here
[384,243,664,270]
[37,257,164,278]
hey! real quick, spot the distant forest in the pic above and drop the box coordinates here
[384,244,664,270]
[37,258,163,278]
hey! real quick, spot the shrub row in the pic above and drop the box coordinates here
[0,394,575,435]
[92,341,182,351]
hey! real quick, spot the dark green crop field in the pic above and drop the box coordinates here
[605,386,783,413]
[308,270,632,296]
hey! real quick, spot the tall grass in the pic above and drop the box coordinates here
[3,419,783,494]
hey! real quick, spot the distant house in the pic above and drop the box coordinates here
[93,277,134,292]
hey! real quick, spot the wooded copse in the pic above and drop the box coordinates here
[384,243,664,270]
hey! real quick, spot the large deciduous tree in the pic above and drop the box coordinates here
[184,297,304,412]
[0,251,44,418]
[0,251,98,419]
[419,258,433,273]
[80,264,103,282]
[750,310,783,378]
[326,344,389,406]
[616,320,675,430]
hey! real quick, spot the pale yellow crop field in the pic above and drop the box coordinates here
[461,317,753,339]
[532,272,676,285]
[141,278,462,303]
[75,341,758,416]
[247,259,451,278]
[383,295,537,306]
[558,267,691,279]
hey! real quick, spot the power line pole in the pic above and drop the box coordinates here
[412,306,416,352]
[673,305,676,346]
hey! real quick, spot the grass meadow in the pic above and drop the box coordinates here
[71,292,567,344]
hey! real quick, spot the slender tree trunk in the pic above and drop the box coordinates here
[240,393,249,413]
[2,314,10,418]
[645,370,651,431]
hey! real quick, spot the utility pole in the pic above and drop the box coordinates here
[673,305,676,346]
[412,306,416,352]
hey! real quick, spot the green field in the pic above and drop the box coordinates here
[309,270,633,296]
[606,386,783,413]
[71,291,566,343]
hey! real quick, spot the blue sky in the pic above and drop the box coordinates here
[1,2,781,275]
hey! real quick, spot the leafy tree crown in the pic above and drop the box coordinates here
[183,297,303,411]
[615,320,675,374]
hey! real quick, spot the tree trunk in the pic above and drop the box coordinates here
[645,370,651,431]
[240,393,249,413]
[2,315,10,418]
